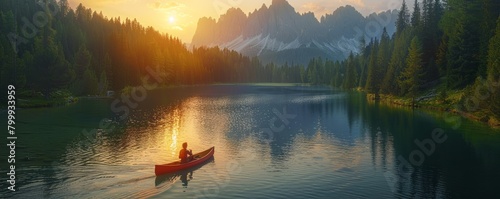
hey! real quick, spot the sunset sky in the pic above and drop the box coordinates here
[68,0,405,43]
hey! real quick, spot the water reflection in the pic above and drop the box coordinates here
[3,85,500,198]
[180,171,192,187]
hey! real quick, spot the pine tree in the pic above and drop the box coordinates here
[488,17,500,83]
[74,45,92,76]
[59,0,70,16]
[332,61,343,87]
[307,58,317,84]
[98,71,108,96]
[411,0,421,28]
[357,37,368,87]
[396,0,411,33]
[442,0,482,88]
[344,52,357,89]
[418,0,443,83]
[103,53,113,89]
[377,28,391,82]
[487,17,500,116]
[436,35,448,77]
[400,37,424,105]
[478,0,500,77]
[31,6,75,98]
[365,39,380,94]
[422,0,432,28]
[381,28,413,94]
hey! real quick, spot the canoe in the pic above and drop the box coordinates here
[155,146,215,176]
[155,156,214,186]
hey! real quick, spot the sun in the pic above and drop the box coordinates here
[168,16,176,24]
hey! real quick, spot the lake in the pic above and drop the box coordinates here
[2,84,500,198]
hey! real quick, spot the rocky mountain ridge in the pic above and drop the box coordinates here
[192,0,398,64]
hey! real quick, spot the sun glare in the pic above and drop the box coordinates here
[168,16,176,24]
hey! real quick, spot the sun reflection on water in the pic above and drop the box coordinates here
[167,108,180,157]
[8,85,500,199]
[155,97,231,164]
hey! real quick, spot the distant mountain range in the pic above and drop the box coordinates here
[191,0,398,65]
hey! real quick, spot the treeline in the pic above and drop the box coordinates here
[1,0,500,116]
[0,0,298,100]
[304,0,499,92]
[299,0,500,116]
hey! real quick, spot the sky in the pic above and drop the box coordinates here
[68,0,406,43]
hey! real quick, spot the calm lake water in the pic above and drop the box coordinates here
[2,84,500,198]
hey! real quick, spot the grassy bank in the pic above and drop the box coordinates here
[14,90,78,109]
[367,89,500,128]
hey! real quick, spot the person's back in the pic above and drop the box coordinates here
[179,148,188,162]
[179,142,192,163]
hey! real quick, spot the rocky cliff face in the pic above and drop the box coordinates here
[192,0,398,65]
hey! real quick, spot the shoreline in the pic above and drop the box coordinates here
[367,93,500,129]
[6,84,500,129]
[3,83,301,110]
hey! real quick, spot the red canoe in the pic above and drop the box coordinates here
[155,147,215,176]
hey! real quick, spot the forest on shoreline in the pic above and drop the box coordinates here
[0,0,499,124]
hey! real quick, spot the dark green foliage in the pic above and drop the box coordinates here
[365,39,379,93]
[400,37,424,102]
[419,0,442,83]
[396,0,411,33]
[0,0,499,117]
[381,28,413,94]
[488,17,500,83]
[0,0,306,100]
[488,17,500,116]
[436,34,448,77]
[98,71,108,96]
[446,22,481,88]
[29,8,75,98]
[343,52,357,89]
[357,37,368,87]
[442,0,483,88]
[376,28,392,88]
[363,28,392,94]
[478,0,500,77]
[411,0,421,28]
[296,0,499,120]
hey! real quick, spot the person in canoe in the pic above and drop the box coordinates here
[179,142,193,163]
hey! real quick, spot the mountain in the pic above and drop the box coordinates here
[192,0,398,65]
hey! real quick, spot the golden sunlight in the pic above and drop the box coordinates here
[168,16,176,24]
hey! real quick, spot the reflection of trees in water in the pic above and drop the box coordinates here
[254,91,366,170]
[142,86,500,197]
[277,90,500,197]
[362,96,500,197]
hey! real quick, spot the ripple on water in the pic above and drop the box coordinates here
[7,85,500,198]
